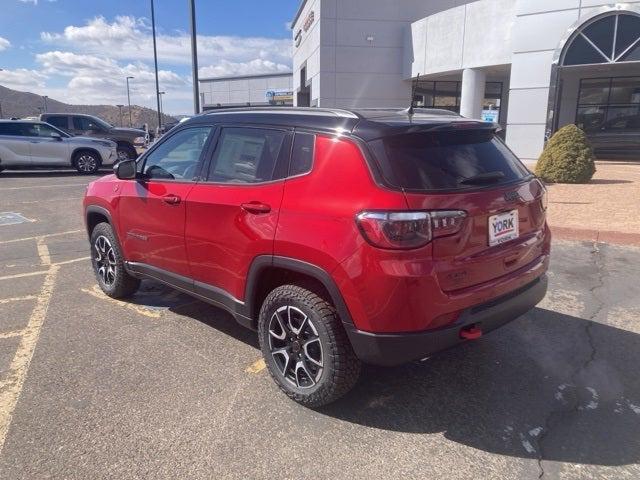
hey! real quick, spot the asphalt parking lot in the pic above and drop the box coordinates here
[0,170,639,479]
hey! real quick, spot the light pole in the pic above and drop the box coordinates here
[158,91,166,129]
[150,0,162,130]
[126,76,134,127]
[189,0,200,114]
[43,95,48,113]
[116,104,124,127]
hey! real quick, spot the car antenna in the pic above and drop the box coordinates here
[406,73,420,120]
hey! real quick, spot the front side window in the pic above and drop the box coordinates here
[142,127,212,181]
[46,116,69,130]
[208,127,287,183]
[24,123,66,138]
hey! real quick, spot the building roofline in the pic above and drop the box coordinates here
[199,71,293,82]
[291,0,308,29]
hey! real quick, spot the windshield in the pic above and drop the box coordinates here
[368,129,531,191]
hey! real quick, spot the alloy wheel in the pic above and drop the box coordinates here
[268,305,324,389]
[77,154,97,172]
[117,149,131,162]
[94,235,117,287]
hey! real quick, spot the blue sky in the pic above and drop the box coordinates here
[0,0,300,114]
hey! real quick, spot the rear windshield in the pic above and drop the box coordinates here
[369,129,531,191]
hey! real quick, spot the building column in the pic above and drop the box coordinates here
[459,68,486,120]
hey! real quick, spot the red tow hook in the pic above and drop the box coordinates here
[460,326,483,340]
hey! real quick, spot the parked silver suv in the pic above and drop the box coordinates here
[0,120,117,173]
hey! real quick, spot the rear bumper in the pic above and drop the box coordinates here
[345,274,548,366]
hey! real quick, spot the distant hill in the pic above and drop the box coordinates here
[0,85,176,130]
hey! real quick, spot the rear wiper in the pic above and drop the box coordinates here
[459,171,505,185]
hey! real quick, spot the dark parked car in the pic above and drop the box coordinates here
[586,115,640,159]
[83,107,550,407]
[37,113,148,161]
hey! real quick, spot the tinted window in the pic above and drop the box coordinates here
[0,123,26,136]
[290,133,314,176]
[369,130,530,191]
[46,116,69,130]
[208,128,287,183]
[143,127,212,181]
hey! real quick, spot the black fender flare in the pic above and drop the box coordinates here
[244,255,355,328]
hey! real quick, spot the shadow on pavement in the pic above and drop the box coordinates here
[122,280,640,467]
[318,307,640,467]
[587,179,633,185]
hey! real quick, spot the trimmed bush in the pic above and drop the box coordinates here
[535,124,596,184]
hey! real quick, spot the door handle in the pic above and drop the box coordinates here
[241,202,271,214]
[163,194,181,205]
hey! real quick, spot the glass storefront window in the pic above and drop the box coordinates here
[578,78,610,105]
[413,80,502,116]
[576,76,640,132]
[610,77,640,104]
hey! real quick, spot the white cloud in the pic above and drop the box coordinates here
[34,51,188,106]
[199,59,292,78]
[18,0,57,4]
[0,37,11,51]
[0,68,48,90]
[41,16,292,69]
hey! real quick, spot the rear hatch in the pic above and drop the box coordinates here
[368,126,547,292]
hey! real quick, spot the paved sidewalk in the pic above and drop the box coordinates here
[544,161,640,246]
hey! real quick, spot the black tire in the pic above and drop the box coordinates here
[90,222,140,298]
[73,150,101,174]
[258,285,361,407]
[117,144,137,162]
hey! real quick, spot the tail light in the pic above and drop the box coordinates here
[356,210,467,250]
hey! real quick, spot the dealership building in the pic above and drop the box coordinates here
[199,72,294,110]
[291,0,640,161]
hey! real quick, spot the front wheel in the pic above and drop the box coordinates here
[90,222,140,298]
[258,285,361,408]
[74,151,100,174]
[116,145,137,162]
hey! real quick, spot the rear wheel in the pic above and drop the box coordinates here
[258,285,361,407]
[74,151,100,174]
[90,222,140,298]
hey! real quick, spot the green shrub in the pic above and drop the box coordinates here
[535,124,596,184]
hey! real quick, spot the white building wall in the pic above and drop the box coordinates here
[200,74,293,107]
[408,0,515,78]
[292,0,476,108]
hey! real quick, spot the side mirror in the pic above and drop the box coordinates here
[51,132,63,141]
[115,159,137,180]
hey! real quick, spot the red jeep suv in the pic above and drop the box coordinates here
[84,107,550,407]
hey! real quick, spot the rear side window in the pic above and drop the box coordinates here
[0,123,26,136]
[46,116,69,130]
[208,127,288,183]
[369,130,530,191]
[290,133,314,176]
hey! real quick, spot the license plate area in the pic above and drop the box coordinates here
[489,210,519,246]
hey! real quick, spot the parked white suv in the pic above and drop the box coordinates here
[0,120,117,174]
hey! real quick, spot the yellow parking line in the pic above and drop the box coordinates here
[52,256,90,267]
[0,329,25,340]
[0,183,88,191]
[80,286,162,319]
[246,358,266,374]
[0,229,85,245]
[0,270,48,281]
[0,295,37,305]
[36,237,51,266]
[0,265,59,454]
